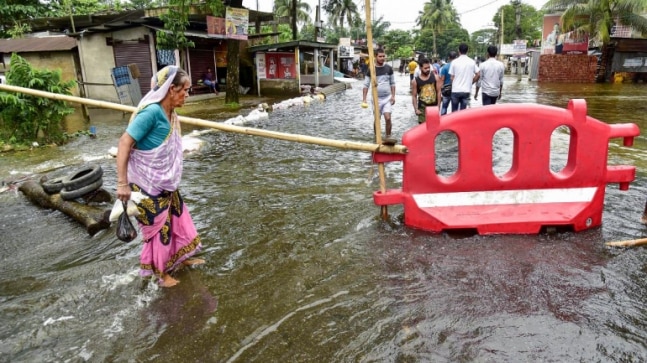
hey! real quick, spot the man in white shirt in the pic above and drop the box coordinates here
[478,45,505,105]
[449,43,480,111]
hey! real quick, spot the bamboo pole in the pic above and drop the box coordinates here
[605,238,647,248]
[0,84,408,155]
[364,0,389,221]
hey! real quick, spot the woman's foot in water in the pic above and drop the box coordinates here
[159,274,179,287]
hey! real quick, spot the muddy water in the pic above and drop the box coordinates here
[0,75,646,362]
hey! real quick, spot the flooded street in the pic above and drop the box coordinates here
[1,74,646,362]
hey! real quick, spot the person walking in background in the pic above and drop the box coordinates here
[202,67,219,94]
[439,51,458,115]
[116,66,205,288]
[478,45,505,105]
[362,49,397,145]
[449,43,480,111]
[432,59,441,75]
[408,58,418,82]
[411,58,441,124]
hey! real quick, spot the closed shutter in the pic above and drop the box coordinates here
[114,40,153,95]
[189,47,216,85]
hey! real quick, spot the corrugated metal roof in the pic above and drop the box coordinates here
[0,36,77,53]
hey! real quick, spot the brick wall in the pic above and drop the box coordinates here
[538,54,598,83]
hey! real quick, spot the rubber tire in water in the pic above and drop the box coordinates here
[62,165,103,191]
[60,178,104,201]
[41,177,65,194]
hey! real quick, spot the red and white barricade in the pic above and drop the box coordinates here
[373,99,640,234]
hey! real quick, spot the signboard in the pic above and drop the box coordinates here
[542,14,562,55]
[265,52,296,79]
[513,39,527,57]
[207,16,226,37]
[256,53,266,79]
[500,44,514,55]
[226,7,248,40]
[339,45,354,58]
[561,30,588,54]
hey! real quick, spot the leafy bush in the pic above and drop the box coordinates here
[0,53,76,145]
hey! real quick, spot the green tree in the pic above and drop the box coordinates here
[417,0,459,58]
[380,29,413,58]
[0,0,51,38]
[416,23,468,60]
[470,28,498,59]
[491,3,543,44]
[273,0,311,25]
[324,0,360,29]
[543,0,647,81]
[0,54,76,145]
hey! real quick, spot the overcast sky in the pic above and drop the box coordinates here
[242,0,549,34]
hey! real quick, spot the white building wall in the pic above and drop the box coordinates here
[78,27,154,103]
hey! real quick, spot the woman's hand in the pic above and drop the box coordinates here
[117,184,131,203]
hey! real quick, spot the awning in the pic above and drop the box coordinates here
[144,25,226,40]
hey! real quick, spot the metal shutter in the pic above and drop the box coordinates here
[114,40,153,96]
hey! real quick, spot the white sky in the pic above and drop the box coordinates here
[242,0,548,34]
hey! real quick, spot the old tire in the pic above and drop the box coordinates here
[62,165,103,191]
[41,177,65,194]
[60,178,103,201]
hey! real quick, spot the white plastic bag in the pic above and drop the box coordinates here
[109,191,147,222]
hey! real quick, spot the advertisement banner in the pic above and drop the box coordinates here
[256,53,266,79]
[561,30,589,54]
[207,16,226,37]
[513,40,527,56]
[542,14,562,55]
[265,52,296,80]
[226,7,248,40]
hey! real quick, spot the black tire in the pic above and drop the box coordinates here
[41,177,65,194]
[60,178,103,201]
[62,165,103,191]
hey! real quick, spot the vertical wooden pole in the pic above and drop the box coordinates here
[364,0,389,220]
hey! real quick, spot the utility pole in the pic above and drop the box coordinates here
[511,0,522,81]
[291,0,298,40]
[499,8,504,52]
[314,0,321,41]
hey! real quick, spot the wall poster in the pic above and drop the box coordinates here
[265,52,296,80]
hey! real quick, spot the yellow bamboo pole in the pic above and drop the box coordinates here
[605,238,647,248]
[364,0,389,221]
[0,84,407,155]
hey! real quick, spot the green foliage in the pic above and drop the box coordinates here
[0,54,76,145]
[277,23,295,42]
[274,0,312,25]
[492,4,543,44]
[157,0,195,54]
[155,0,225,58]
[324,0,359,29]
[0,0,50,38]
[417,24,469,59]
[380,29,413,58]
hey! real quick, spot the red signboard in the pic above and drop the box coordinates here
[561,30,589,54]
[265,52,296,80]
[207,16,226,37]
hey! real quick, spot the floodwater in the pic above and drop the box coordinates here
[1,75,646,362]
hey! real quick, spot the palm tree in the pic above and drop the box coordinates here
[324,0,360,29]
[416,0,459,58]
[273,0,312,25]
[543,0,647,81]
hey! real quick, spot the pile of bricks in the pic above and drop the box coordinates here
[538,54,598,83]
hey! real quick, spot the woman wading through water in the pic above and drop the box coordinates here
[116,66,205,287]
